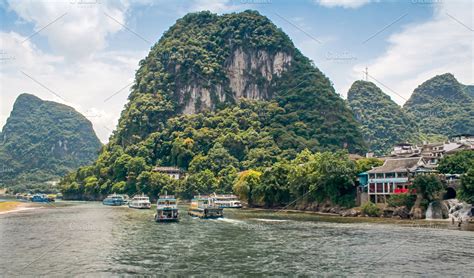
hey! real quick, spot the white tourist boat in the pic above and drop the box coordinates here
[154,195,179,222]
[211,193,242,208]
[128,194,151,209]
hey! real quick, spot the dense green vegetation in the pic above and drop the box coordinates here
[0,94,102,193]
[61,100,360,207]
[354,157,383,174]
[464,85,474,99]
[361,202,381,217]
[410,174,444,203]
[459,168,474,203]
[347,81,420,155]
[403,73,474,137]
[112,10,364,151]
[60,10,366,205]
[233,150,357,208]
[438,150,474,174]
[387,193,416,209]
[438,150,474,203]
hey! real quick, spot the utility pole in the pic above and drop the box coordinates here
[364,67,369,81]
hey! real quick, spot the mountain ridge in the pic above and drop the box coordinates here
[403,73,474,137]
[347,80,419,155]
[0,93,102,192]
[60,10,366,199]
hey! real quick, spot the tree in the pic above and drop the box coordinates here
[458,168,474,203]
[318,151,356,207]
[233,170,261,206]
[84,176,99,195]
[438,150,474,174]
[183,170,217,199]
[207,143,239,174]
[113,154,132,181]
[410,174,444,202]
[257,162,291,207]
[170,138,195,169]
[217,166,238,193]
[355,157,383,174]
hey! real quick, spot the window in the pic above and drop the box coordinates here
[398,172,407,178]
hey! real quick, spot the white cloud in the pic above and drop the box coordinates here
[0,31,145,143]
[0,0,150,143]
[6,0,130,60]
[315,0,373,9]
[346,1,473,104]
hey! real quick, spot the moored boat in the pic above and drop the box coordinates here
[128,194,151,209]
[31,194,52,202]
[188,195,223,219]
[102,194,126,206]
[211,193,242,208]
[154,195,179,222]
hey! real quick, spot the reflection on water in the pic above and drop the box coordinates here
[0,202,473,276]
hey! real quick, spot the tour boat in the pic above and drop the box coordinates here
[154,195,179,222]
[188,195,223,219]
[211,193,242,208]
[31,194,52,202]
[102,194,126,206]
[128,194,151,209]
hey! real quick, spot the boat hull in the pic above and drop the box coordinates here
[155,208,179,222]
[155,216,179,222]
[129,205,151,209]
[102,200,124,206]
[188,208,224,219]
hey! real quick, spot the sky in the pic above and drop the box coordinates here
[0,0,472,143]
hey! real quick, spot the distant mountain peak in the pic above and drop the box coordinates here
[404,73,473,137]
[0,94,102,190]
[347,80,418,155]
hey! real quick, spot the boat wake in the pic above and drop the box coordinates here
[215,218,245,224]
[251,218,288,222]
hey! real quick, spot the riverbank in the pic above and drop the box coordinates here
[241,207,474,231]
[0,201,38,215]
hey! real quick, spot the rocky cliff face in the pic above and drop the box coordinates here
[109,10,366,151]
[180,48,292,114]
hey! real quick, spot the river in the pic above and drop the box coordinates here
[1,201,473,276]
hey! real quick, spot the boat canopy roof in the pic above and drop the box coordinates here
[158,195,176,200]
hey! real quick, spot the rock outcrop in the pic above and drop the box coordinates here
[181,48,292,114]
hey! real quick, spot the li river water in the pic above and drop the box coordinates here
[1,201,473,277]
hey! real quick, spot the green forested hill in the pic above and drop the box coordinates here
[347,81,419,155]
[60,10,366,200]
[348,74,473,155]
[0,94,102,192]
[464,85,474,99]
[403,73,474,136]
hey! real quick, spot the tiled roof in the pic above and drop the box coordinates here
[367,157,422,173]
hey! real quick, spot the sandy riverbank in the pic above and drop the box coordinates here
[0,201,38,215]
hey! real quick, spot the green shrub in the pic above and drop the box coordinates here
[361,201,381,217]
[387,193,416,209]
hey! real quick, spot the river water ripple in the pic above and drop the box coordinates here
[1,201,473,276]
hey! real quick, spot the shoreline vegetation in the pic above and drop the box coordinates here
[2,198,472,231]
